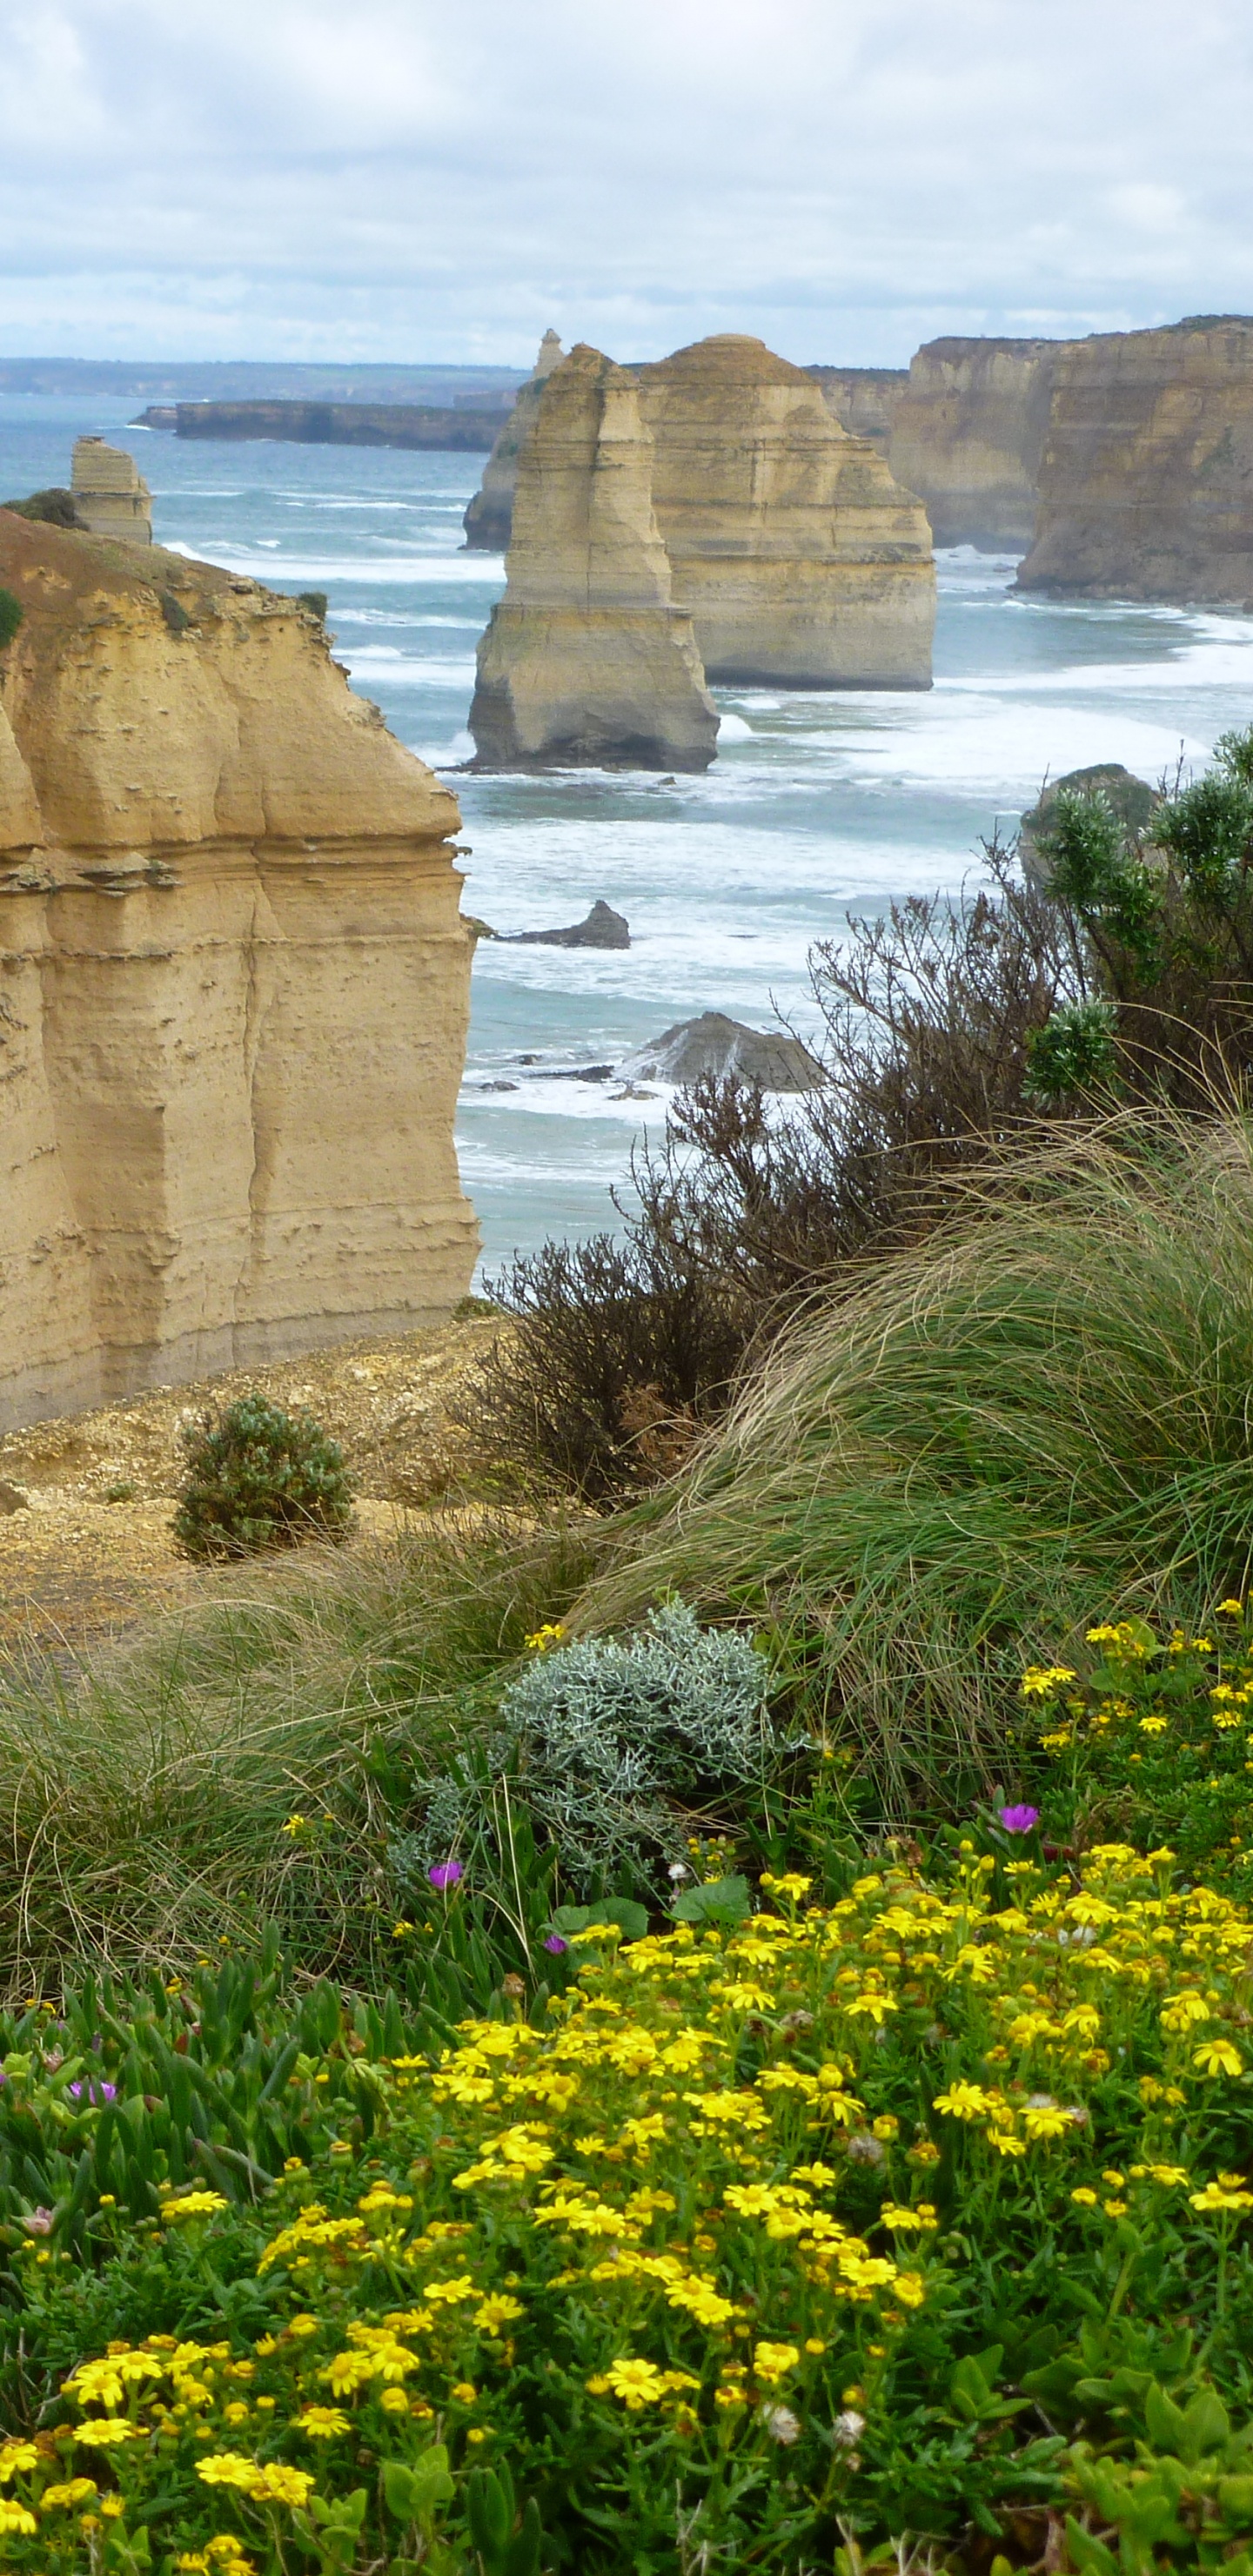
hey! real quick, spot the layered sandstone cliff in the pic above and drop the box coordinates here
[0,512,478,1432]
[468,344,718,772]
[464,332,564,549]
[71,436,152,543]
[637,336,935,688]
[1015,318,1253,600]
[807,366,908,457]
[887,339,1064,549]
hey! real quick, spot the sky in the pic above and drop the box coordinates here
[2,0,1252,368]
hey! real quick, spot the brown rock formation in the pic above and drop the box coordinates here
[0,511,478,1432]
[71,436,153,544]
[468,344,718,772]
[637,336,935,688]
[464,331,564,550]
[807,366,908,457]
[1015,318,1253,600]
[887,339,1064,549]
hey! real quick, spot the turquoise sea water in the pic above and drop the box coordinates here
[4,392,1253,1277]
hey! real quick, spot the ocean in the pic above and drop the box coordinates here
[4,392,1253,1279]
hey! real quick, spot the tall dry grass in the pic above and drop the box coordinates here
[0,1513,595,1991]
[580,1107,1253,1815]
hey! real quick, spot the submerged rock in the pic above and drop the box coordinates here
[618,1011,823,1092]
[637,335,935,688]
[468,346,718,773]
[503,900,630,949]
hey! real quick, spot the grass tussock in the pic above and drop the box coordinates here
[0,1512,598,1994]
[580,1105,1253,1815]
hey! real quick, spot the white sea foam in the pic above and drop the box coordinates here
[165,542,506,586]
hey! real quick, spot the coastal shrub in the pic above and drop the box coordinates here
[1031,728,1253,1107]
[0,1512,597,1987]
[0,588,22,653]
[3,1841,1251,2570]
[462,1231,741,1504]
[582,1107,1253,1817]
[412,1602,777,1895]
[468,862,1090,1500]
[172,1395,353,1560]
[472,729,1253,1506]
[1,486,80,528]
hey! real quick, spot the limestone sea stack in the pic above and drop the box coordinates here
[0,509,478,1432]
[70,435,153,543]
[636,336,935,688]
[463,330,564,550]
[1015,318,1253,601]
[886,339,1064,550]
[468,345,719,773]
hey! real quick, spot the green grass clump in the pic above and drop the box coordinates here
[172,1394,353,1560]
[0,1513,597,1992]
[581,1106,1253,1821]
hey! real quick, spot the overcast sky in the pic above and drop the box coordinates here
[2,0,1251,367]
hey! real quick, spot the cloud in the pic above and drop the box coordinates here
[0,0,1250,360]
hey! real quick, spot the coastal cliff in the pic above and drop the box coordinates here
[0,512,478,1432]
[149,400,509,451]
[807,366,908,456]
[1015,317,1253,600]
[468,344,718,772]
[638,336,935,688]
[464,331,564,550]
[887,338,1063,548]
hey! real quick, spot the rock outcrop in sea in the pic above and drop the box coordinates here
[636,336,935,688]
[464,331,564,550]
[467,344,719,774]
[1015,317,1253,601]
[886,339,1064,549]
[0,507,478,1432]
[71,436,153,544]
[618,1011,823,1091]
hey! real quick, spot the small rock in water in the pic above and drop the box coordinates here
[476,1079,520,1092]
[502,900,630,949]
[618,1010,822,1093]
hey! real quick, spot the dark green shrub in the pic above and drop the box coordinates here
[172,1394,353,1560]
[296,588,329,622]
[2,486,80,529]
[0,589,21,654]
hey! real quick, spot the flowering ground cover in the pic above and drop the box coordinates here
[0,1817,1250,2571]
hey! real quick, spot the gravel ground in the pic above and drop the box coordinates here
[0,1311,505,1652]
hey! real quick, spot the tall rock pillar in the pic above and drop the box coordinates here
[468,345,719,771]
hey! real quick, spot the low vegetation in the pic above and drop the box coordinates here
[173,1398,356,1562]
[0,739,1251,2566]
[466,730,1253,1506]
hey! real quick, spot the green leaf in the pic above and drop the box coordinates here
[672,1875,751,1926]
[1063,2516,1118,2576]
[1144,2382,1189,2455]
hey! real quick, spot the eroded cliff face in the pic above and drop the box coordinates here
[0,513,478,1431]
[468,344,718,772]
[887,338,1064,549]
[463,331,564,550]
[1015,319,1253,600]
[637,336,935,688]
[807,366,908,457]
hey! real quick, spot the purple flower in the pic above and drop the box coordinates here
[427,1860,464,1893]
[68,2082,82,2100]
[543,1934,568,1955]
[998,1804,1041,1835]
